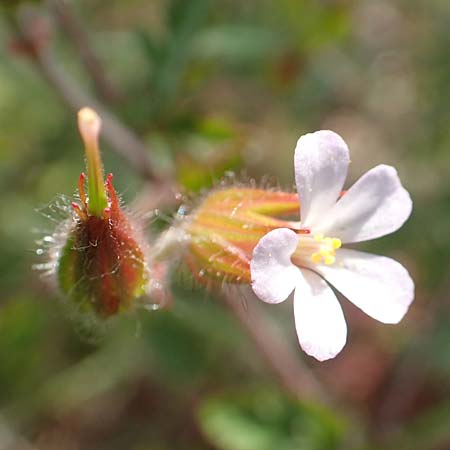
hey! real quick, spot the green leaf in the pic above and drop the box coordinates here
[198,389,346,450]
[192,26,285,65]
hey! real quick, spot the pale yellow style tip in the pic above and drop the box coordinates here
[77,107,102,144]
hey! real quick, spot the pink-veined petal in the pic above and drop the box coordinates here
[294,270,347,361]
[316,249,414,324]
[250,228,300,304]
[294,130,350,229]
[319,165,412,243]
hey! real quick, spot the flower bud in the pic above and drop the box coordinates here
[56,108,149,318]
[185,187,299,284]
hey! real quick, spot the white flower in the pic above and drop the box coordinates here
[250,130,414,361]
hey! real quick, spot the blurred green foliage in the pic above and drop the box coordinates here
[0,0,449,449]
[199,390,345,450]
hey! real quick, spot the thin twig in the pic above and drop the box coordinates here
[48,0,122,104]
[12,8,162,183]
[222,289,331,406]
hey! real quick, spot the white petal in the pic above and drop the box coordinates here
[319,165,413,243]
[316,249,414,324]
[294,270,347,361]
[294,130,350,229]
[250,228,300,304]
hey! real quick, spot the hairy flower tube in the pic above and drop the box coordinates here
[185,187,303,284]
[56,108,149,318]
[250,130,414,361]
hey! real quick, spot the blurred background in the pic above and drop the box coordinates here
[1,0,449,449]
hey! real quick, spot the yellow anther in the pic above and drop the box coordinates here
[324,254,336,265]
[307,234,341,265]
[311,252,322,264]
[331,238,342,249]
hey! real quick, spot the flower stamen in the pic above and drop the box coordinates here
[311,233,341,265]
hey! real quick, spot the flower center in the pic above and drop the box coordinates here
[310,233,342,265]
[292,232,342,266]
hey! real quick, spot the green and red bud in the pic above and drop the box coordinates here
[57,108,149,318]
[185,187,300,284]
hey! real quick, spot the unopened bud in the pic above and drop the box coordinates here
[56,108,149,318]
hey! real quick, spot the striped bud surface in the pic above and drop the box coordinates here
[57,108,148,318]
[185,188,300,284]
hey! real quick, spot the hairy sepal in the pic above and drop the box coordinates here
[58,205,148,318]
[186,188,299,284]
